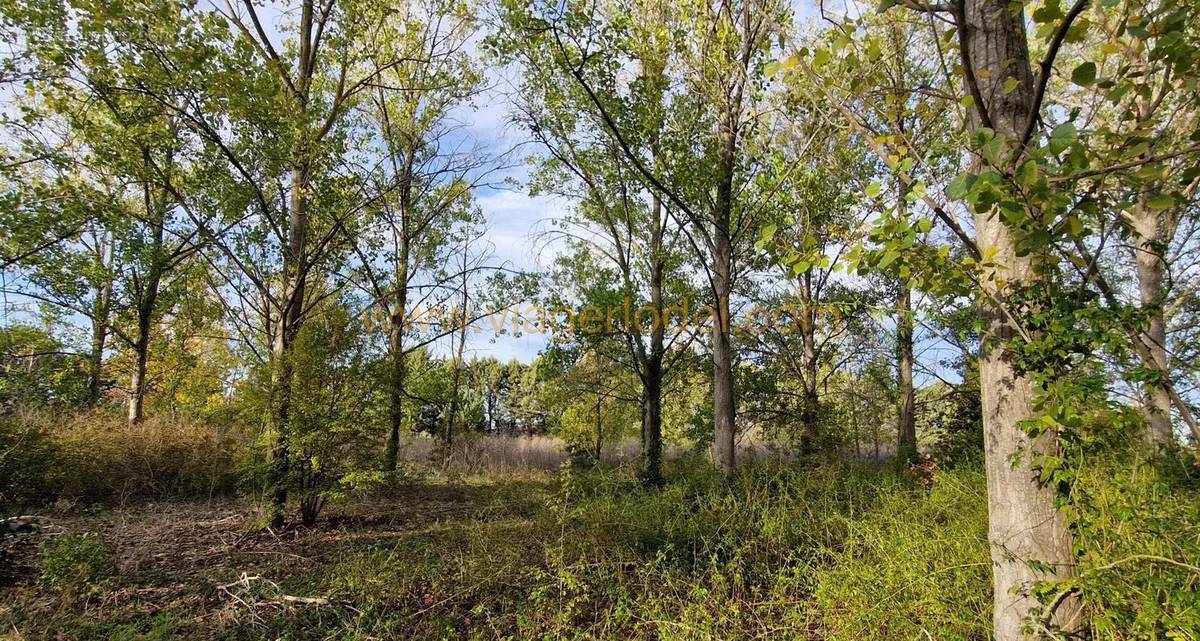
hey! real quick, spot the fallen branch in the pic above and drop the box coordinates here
[281,594,332,606]
[216,572,343,614]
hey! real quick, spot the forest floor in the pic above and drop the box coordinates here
[1,479,560,640]
[1,461,997,640]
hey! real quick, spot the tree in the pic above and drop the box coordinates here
[774,0,1200,634]
[1076,0,1200,447]
[346,0,493,471]
[497,1,698,482]
[136,0,418,526]
[498,0,786,477]
[751,123,876,453]
[48,2,203,423]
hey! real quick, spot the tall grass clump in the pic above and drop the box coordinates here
[1069,453,1200,639]
[811,466,992,640]
[0,409,244,508]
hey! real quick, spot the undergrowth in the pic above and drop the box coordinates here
[2,454,1197,640]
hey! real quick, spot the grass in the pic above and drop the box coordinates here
[2,454,1196,640]
[0,459,987,640]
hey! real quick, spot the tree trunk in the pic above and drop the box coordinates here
[384,235,410,471]
[959,0,1081,636]
[710,99,738,480]
[711,230,736,479]
[799,276,820,453]
[267,163,310,529]
[641,364,663,483]
[128,152,167,426]
[1132,189,1173,446]
[641,193,666,486]
[268,327,293,529]
[897,278,916,461]
[127,305,152,425]
[385,313,406,470]
[895,169,916,461]
[384,133,418,470]
[128,250,163,426]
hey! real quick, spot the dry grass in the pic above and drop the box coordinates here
[393,433,797,477]
[1,410,244,506]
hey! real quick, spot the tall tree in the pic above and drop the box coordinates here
[346,0,490,470]
[500,0,693,483]
[27,0,206,423]
[499,0,786,477]
[120,0,418,525]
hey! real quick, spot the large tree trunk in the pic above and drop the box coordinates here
[959,0,1081,636]
[1131,182,1173,446]
[711,226,736,479]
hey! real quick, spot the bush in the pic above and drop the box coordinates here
[40,532,117,593]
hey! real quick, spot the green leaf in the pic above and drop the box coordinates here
[1032,1,1064,23]
[1048,122,1077,155]
[1070,62,1097,86]
[946,173,975,200]
[877,250,898,270]
[1017,159,1039,187]
[761,224,778,241]
[1147,194,1174,210]
[865,181,882,197]
[1003,77,1020,95]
